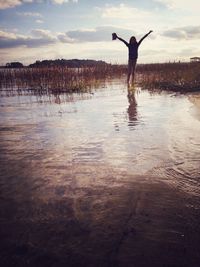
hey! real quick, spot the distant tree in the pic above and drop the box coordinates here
[28,59,109,68]
[6,62,24,68]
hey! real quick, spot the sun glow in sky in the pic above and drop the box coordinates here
[0,0,200,64]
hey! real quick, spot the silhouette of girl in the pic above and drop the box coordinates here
[113,31,153,85]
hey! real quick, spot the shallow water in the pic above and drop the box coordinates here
[0,79,200,195]
[1,79,200,267]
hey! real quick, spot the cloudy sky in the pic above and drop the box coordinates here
[0,0,200,65]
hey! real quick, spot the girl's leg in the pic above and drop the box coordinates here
[131,60,137,85]
[127,73,131,85]
[127,60,132,85]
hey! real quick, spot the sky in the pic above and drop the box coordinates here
[0,0,200,65]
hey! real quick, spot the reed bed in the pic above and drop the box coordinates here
[1,62,200,95]
[137,62,200,92]
[0,64,126,96]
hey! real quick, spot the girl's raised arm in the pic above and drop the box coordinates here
[116,34,129,46]
[138,30,153,46]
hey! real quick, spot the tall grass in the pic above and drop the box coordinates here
[1,62,200,95]
[0,64,126,95]
[137,62,200,92]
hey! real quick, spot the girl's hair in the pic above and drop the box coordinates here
[129,36,136,44]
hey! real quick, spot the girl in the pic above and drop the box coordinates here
[113,31,153,85]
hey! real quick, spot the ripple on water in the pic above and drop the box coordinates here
[0,81,200,197]
[150,94,200,196]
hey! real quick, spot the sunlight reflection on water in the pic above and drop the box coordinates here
[0,79,200,196]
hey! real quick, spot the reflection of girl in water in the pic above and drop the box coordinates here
[113,31,153,86]
[127,88,137,127]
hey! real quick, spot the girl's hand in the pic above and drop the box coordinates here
[112,33,118,40]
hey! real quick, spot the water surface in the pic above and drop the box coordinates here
[1,79,200,267]
[1,79,200,194]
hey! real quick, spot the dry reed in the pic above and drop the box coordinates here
[1,62,199,95]
[0,64,126,95]
[137,62,200,92]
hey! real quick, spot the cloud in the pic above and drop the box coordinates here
[162,26,200,40]
[0,0,22,9]
[153,0,175,9]
[0,28,76,49]
[0,0,32,10]
[17,12,44,23]
[0,25,151,50]
[0,0,77,9]
[98,3,150,19]
[51,0,78,4]
[17,12,42,17]
[0,29,56,48]
[57,32,74,43]
[153,0,200,11]
[31,29,74,43]
[52,0,68,4]
[31,29,54,38]
[36,19,44,23]
[65,26,135,43]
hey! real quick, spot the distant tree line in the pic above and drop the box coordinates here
[29,59,109,68]
[2,59,109,68]
[5,62,24,68]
